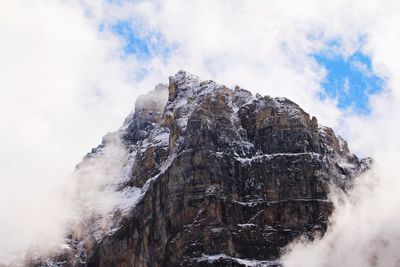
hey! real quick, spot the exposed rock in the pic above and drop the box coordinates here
[33,71,370,267]
[123,83,168,143]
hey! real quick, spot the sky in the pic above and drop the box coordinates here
[1,0,400,265]
[113,16,385,114]
[315,50,384,113]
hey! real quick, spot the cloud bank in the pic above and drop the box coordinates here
[0,0,139,263]
[1,0,400,265]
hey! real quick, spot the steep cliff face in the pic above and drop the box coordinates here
[37,71,370,267]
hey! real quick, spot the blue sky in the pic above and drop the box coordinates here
[3,1,400,264]
[110,19,384,114]
[111,21,151,58]
[110,21,174,60]
[314,50,384,114]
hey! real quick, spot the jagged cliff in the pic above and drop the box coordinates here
[34,71,370,267]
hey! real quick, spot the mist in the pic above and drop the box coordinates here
[0,0,142,264]
[281,95,400,266]
[2,0,400,265]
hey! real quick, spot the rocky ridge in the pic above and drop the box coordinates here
[33,71,370,267]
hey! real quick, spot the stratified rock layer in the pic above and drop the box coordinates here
[39,71,370,267]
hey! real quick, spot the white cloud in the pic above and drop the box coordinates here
[343,77,350,94]
[2,0,400,265]
[351,59,373,77]
[0,0,144,263]
[99,1,400,265]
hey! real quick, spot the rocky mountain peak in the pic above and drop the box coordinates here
[34,71,371,267]
[167,70,200,100]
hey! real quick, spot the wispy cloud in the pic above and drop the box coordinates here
[314,50,385,113]
[1,0,400,265]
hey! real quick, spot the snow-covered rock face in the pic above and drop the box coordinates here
[33,71,370,267]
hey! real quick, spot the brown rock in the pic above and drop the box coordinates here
[39,71,371,267]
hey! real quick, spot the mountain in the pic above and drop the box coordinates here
[33,71,370,267]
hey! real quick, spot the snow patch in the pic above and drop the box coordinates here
[196,253,278,267]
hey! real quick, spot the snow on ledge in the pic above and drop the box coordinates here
[196,253,279,267]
